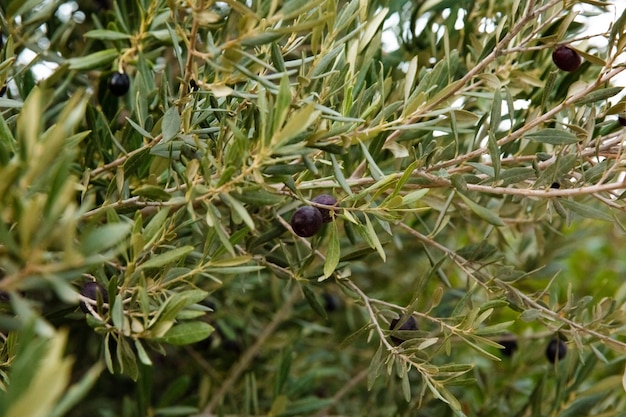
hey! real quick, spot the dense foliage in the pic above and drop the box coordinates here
[1,0,626,416]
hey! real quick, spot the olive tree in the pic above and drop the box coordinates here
[1,0,626,416]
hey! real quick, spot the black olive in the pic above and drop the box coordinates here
[79,282,109,314]
[498,336,518,357]
[291,206,323,237]
[552,46,581,72]
[311,194,340,223]
[545,338,567,363]
[389,316,418,345]
[322,292,341,312]
[108,71,130,96]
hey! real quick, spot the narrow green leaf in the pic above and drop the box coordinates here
[270,42,286,72]
[574,86,623,105]
[273,74,292,134]
[388,160,419,199]
[0,97,23,108]
[117,338,138,380]
[323,221,340,278]
[330,154,353,195]
[310,44,343,79]
[457,192,504,226]
[401,370,411,402]
[162,107,181,142]
[609,6,626,51]
[559,393,608,417]
[206,205,236,256]
[207,255,253,267]
[81,223,131,255]
[404,56,418,104]
[134,340,152,366]
[359,7,388,51]
[489,89,501,132]
[68,49,118,70]
[160,322,214,345]
[359,140,384,180]
[449,174,468,192]
[487,131,500,181]
[302,286,327,319]
[234,187,285,206]
[126,117,154,139]
[500,167,535,186]
[47,362,105,417]
[111,294,125,332]
[559,198,613,222]
[5,330,73,417]
[368,344,384,390]
[104,334,114,374]
[0,110,16,163]
[274,350,292,399]
[240,31,283,47]
[271,103,319,148]
[268,395,288,417]
[524,129,579,145]
[83,29,132,40]
[279,0,325,18]
[541,71,558,111]
[402,189,429,206]
[363,214,386,261]
[153,406,199,416]
[202,265,264,274]
[143,208,170,243]
[139,246,194,270]
[220,192,255,230]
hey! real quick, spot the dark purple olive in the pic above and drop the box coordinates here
[108,71,130,96]
[291,206,323,237]
[311,194,340,223]
[550,182,560,189]
[79,282,109,313]
[322,292,341,312]
[618,115,626,127]
[545,338,567,363]
[498,336,518,357]
[389,315,418,345]
[552,46,581,72]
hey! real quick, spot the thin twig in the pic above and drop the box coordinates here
[465,181,626,197]
[313,368,368,417]
[350,0,562,175]
[90,133,163,177]
[197,286,300,416]
[397,223,626,352]
[179,0,204,99]
[344,280,396,352]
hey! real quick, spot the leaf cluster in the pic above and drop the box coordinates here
[1,0,626,416]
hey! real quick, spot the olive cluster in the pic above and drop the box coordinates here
[497,334,568,363]
[290,194,340,238]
